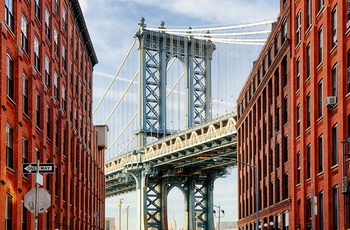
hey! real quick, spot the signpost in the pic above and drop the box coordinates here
[23,159,55,230]
[23,163,55,174]
[24,188,51,213]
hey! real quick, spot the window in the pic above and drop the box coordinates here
[54,28,59,56]
[62,7,67,32]
[348,0,350,29]
[282,211,289,230]
[283,173,288,199]
[306,43,311,79]
[332,124,338,166]
[46,106,51,139]
[54,0,59,14]
[296,104,301,137]
[306,144,311,179]
[6,54,14,100]
[34,0,40,19]
[281,18,287,44]
[297,152,301,184]
[318,135,323,173]
[62,86,66,111]
[45,56,50,87]
[21,15,28,53]
[283,96,288,124]
[6,124,14,169]
[36,92,41,128]
[282,57,287,87]
[318,0,324,12]
[332,64,338,98]
[5,0,14,31]
[318,27,323,65]
[296,58,300,91]
[22,137,28,164]
[347,50,350,94]
[274,33,279,55]
[318,191,324,230]
[306,93,311,128]
[62,45,66,70]
[296,10,301,44]
[332,186,339,230]
[331,6,337,47]
[54,72,59,99]
[318,80,323,118]
[34,36,40,70]
[22,203,28,230]
[283,135,288,163]
[268,46,272,66]
[56,118,59,149]
[306,0,312,29]
[5,193,12,230]
[23,75,29,115]
[45,8,50,40]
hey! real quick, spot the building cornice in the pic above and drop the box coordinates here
[69,0,98,67]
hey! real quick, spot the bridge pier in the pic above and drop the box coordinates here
[126,162,221,230]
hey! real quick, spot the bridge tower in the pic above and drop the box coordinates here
[135,17,215,147]
[130,18,219,230]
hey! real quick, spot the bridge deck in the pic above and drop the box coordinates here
[105,113,238,197]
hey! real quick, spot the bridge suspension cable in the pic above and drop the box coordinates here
[103,70,139,124]
[146,20,275,45]
[92,40,136,115]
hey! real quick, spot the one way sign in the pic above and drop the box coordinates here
[22,163,55,174]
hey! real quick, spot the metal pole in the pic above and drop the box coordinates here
[34,159,40,230]
[218,205,221,230]
[118,198,123,230]
[126,206,129,230]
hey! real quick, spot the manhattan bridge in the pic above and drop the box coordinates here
[92,17,275,230]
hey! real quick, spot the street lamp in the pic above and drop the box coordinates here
[235,160,259,230]
[118,198,124,230]
[213,204,225,230]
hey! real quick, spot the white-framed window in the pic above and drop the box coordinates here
[54,72,59,99]
[45,8,50,40]
[21,15,28,53]
[54,28,59,56]
[5,0,14,31]
[23,74,29,115]
[45,55,50,87]
[6,54,14,100]
[331,6,337,47]
[6,124,14,169]
[296,10,301,44]
[36,92,41,128]
[318,27,323,65]
[62,7,67,32]
[34,36,40,70]
[62,45,66,70]
[5,193,13,230]
[34,0,40,19]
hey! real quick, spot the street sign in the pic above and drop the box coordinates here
[22,163,55,174]
[24,188,51,213]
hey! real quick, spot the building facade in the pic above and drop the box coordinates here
[236,0,350,229]
[0,0,106,229]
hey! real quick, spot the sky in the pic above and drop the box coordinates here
[80,0,280,229]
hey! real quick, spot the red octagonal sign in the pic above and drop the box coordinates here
[24,188,51,213]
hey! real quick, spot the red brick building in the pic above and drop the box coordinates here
[236,0,350,229]
[0,0,106,229]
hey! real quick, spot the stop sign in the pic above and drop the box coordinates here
[24,188,51,213]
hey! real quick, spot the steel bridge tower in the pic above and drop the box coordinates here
[129,18,220,230]
[135,17,215,147]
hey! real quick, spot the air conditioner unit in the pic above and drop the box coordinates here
[324,96,337,107]
[333,35,337,43]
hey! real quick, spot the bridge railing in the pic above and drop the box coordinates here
[105,113,237,174]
